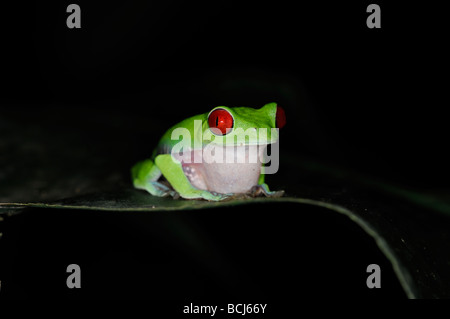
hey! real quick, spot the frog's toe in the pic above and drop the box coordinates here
[201,191,232,201]
[142,181,177,198]
[265,189,285,197]
[250,184,284,198]
[170,190,180,199]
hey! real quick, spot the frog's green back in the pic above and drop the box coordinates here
[155,112,207,156]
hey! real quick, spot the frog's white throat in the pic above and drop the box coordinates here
[177,145,265,194]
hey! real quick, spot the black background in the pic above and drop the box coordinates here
[2,0,447,187]
[0,0,447,303]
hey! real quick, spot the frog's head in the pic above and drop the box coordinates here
[187,102,286,193]
[203,102,286,146]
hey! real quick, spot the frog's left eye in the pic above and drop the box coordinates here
[208,108,234,135]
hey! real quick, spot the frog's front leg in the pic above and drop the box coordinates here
[250,183,285,197]
[253,172,284,197]
[154,154,230,201]
[131,159,177,197]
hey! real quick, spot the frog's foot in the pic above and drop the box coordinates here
[140,181,178,198]
[183,190,232,201]
[249,184,285,198]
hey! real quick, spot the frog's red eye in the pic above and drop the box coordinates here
[208,108,234,135]
[276,106,286,129]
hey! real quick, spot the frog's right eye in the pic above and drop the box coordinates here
[276,106,286,129]
[208,108,234,135]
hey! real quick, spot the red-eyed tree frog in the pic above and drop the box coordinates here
[131,102,286,201]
